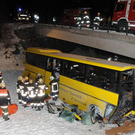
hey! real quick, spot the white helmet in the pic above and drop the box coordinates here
[50,76,54,80]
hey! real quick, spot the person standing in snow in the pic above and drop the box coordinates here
[49,76,59,101]
[35,73,43,85]
[27,79,36,109]
[0,82,11,121]
[36,78,46,110]
[20,78,28,108]
[16,76,24,104]
[24,76,29,85]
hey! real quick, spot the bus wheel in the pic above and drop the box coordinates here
[88,104,102,124]
[117,20,128,32]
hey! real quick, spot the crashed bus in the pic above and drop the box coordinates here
[22,47,135,123]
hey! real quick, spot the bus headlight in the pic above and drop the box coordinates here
[104,104,115,119]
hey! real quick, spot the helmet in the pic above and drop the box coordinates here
[50,76,54,80]
[39,78,43,83]
[18,76,23,81]
[29,79,33,84]
[21,79,25,83]
[37,73,41,77]
[24,76,29,81]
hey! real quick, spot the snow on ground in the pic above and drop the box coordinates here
[0,70,119,135]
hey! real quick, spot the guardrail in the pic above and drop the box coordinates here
[43,19,135,36]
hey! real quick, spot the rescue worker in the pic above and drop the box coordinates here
[0,71,4,83]
[36,78,46,110]
[16,76,23,104]
[49,76,59,101]
[35,73,43,85]
[0,82,11,121]
[20,79,28,108]
[27,79,36,109]
[24,76,29,85]
[93,12,102,29]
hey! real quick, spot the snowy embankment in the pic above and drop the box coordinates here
[0,70,116,135]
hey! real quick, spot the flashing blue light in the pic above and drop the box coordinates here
[19,8,22,11]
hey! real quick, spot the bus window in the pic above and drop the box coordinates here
[62,61,86,83]
[36,55,46,69]
[26,52,36,66]
[86,65,118,92]
[47,58,52,71]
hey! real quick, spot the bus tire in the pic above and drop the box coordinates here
[88,104,102,124]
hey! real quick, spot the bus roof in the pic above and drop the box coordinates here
[56,52,135,71]
[26,47,135,71]
[27,47,62,53]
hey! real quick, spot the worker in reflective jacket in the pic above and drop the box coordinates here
[16,76,23,104]
[20,79,28,108]
[36,78,46,110]
[0,82,11,121]
[49,76,59,101]
[27,79,36,109]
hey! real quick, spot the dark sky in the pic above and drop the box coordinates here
[6,0,117,19]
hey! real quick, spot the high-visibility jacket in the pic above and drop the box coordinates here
[0,89,8,96]
[0,89,11,106]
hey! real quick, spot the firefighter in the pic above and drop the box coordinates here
[93,12,102,29]
[49,76,59,101]
[27,79,36,108]
[24,76,29,85]
[0,82,11,121]
[0,71,4,83]
[20,79,28,108]
[36,78,46,110]
[16,76,23,104]
[35,73,43,85]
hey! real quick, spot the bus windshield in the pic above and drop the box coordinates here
[121,69,134,93]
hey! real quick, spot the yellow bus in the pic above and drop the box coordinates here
[22,47,135,123]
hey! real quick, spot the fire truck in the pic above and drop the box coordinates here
[61,8,91,27]
[112,0,135,31]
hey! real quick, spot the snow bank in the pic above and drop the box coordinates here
[0,23,25,70]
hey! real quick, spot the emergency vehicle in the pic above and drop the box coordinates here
[17,8,30,21]
[61,8,91,27]
[112,0,135,31]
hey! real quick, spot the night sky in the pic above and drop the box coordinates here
[3,0,118,20]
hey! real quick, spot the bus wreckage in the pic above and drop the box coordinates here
[22,47,135,125]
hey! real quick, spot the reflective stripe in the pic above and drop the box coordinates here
[19,86,24,89]
[1,106,8,109]
[4,112,8,115]
[29,95,36,98]
[0,94,8,96]
[37,93,45,97]
[38,85,45,90]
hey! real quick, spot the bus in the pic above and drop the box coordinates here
[22,47,135,123]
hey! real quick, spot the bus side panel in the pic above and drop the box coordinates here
[24,64,46,82]
[22,69,30,78]
[29,72,37,82]
[59,75,119,115]
[45,71,52,94]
